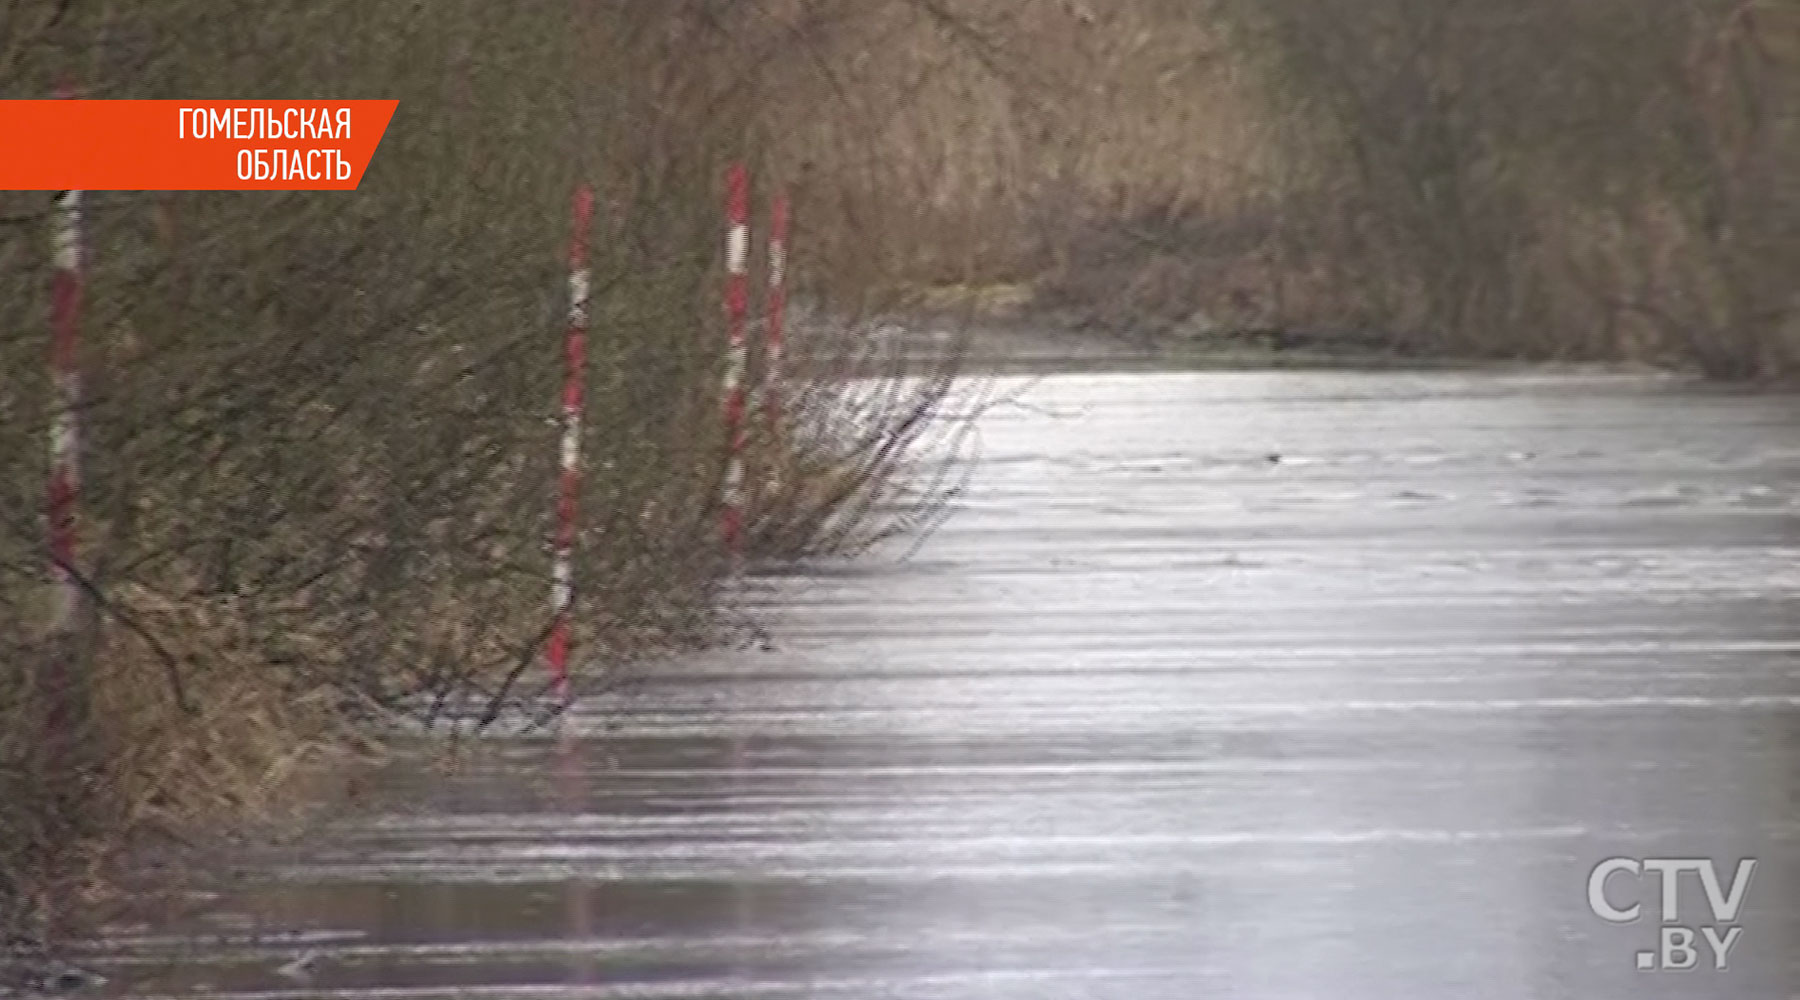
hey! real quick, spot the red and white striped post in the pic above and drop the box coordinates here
[547,184,594,702]
[35,80,87,776]
[762,190,790,490]
[720,163,751,561]
[47,181,84,637]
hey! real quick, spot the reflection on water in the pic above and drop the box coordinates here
[555,735,595,988]
[83,370,1800,998]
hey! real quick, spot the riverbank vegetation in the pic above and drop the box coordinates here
[765,0,1800,377]
[0,0,959,958]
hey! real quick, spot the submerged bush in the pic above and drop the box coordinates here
[0,0,961,947]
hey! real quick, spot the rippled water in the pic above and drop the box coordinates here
[81,369,1800,998]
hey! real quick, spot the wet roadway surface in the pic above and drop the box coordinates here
[78,369,1800,998]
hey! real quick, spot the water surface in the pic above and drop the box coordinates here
[86,369,1800,999]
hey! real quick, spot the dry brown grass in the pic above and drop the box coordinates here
[0,609,370,949]
[746,1,1279,291]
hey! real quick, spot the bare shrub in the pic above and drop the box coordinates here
[1207,0,1799,370]
[1,0,965,950]
[732,0,1800,373]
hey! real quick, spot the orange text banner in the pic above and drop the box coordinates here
[0,100,398,190]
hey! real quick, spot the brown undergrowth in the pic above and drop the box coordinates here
[754,0,1800,376]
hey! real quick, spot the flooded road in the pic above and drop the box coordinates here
[88,370,1800,998]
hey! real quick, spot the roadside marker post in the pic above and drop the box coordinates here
[721,163,751,563]
[47,186,83,639]
[547,183,594,702]
[763,191,789,494]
